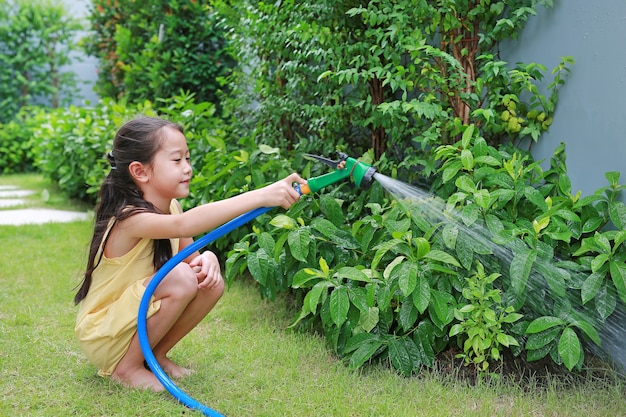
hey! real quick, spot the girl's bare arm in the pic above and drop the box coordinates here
[118,173,305,240]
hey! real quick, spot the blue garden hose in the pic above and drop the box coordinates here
[137,206,272,417]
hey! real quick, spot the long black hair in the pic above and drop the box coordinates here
[74,116,184,305]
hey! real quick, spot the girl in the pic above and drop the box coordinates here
[74,116,305,391]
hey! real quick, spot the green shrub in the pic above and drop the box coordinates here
[0,0,82,123]
[225,128,625,377]
[31,93,226,203]
[217,0,570,185]
[0,106,43,173]
[85,0,233,108]
[32,99,148,201]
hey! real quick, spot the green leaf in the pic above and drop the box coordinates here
[270,214,297,229]
[359,307,380,332]
[319,257,330,276]
[595,282,617,320]
[329,286,350,327]
[473,189,491,210]
[399,262,418,297]
[430,290,454,327]
[535,262,567,298]
[412,274,431,314]
[288,228,311,262]
[414,237,431,259]
[591,254,609,273]
[292,268,323,289]
[460,203,480,226]
[372,238,405,270]
[526,342,553,362]
[258,144,279,154]
[344,332,377,354]
[413,323,435,367]
[257,232,275,256]
[320,195,345,227]
[582,217,603,234]
[581,272,604,305]
[311,217,337,236]
[559,327,582,371]
[424,250,461,267]
[523,186,548,211]
[399,299,418,331]
[449,323,464,337]
[455,175,476,193]
[496,333,519,347]
[377,283,393,312]
[247,249,271,286]
[461,124,475,148]
[442,224,458,249]
[526,316,565,334]
[510,248,537,295]
[609,201,626,229]
[610,261,626,304]
[571,319,601,346]
[525,326,560,350]
[335,266,371,283]
[605,171,620,185]
[502,312,523,323]
[461,149,474,171]
[442,160,463,184]
[348,337,384,370]
[307,281,332,314]
[389,337,413,376]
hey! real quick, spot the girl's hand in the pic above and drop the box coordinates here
[189,251,223,289]
[262,172,307,209]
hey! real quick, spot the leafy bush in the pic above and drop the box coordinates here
[31,93,226,203]
[84,0,233,108]
[217,0,570,184]
[0,106,43,173]
[225,129,625,377]
[0,0,82,123]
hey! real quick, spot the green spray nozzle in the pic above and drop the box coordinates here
[298,152,377,195]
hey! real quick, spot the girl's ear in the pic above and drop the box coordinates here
[128,161,149,183]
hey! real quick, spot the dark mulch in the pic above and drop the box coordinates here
[432,347,625,390]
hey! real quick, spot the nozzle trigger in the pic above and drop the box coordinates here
[303,153,348,170]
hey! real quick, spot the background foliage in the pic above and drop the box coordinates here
[84,0,234,108]
[0,0,82,123]
[218,0,569,185]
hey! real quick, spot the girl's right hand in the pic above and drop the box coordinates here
[262,173,306,209]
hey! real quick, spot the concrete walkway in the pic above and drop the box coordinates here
[0,185,91,225]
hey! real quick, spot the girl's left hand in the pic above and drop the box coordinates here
[189,251,223,289]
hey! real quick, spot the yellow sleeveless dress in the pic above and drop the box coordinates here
[75,200,180,376]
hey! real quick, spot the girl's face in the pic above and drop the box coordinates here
[145,126,193,203]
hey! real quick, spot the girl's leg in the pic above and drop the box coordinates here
[152,278,224,378]
[111,263,199,391]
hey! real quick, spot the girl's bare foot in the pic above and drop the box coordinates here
[112,367,165,392]
[157,356,194,379]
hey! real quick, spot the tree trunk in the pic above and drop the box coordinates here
[369,76,386,160]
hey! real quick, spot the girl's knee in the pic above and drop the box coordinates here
[198,276,225,301]
[159,263,197,300]
[213,278,225,298]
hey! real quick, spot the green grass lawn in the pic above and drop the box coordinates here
[1,175,626,416]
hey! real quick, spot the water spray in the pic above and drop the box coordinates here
[137,152,375,416]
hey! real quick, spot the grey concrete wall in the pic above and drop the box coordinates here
[502,0,626,204]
